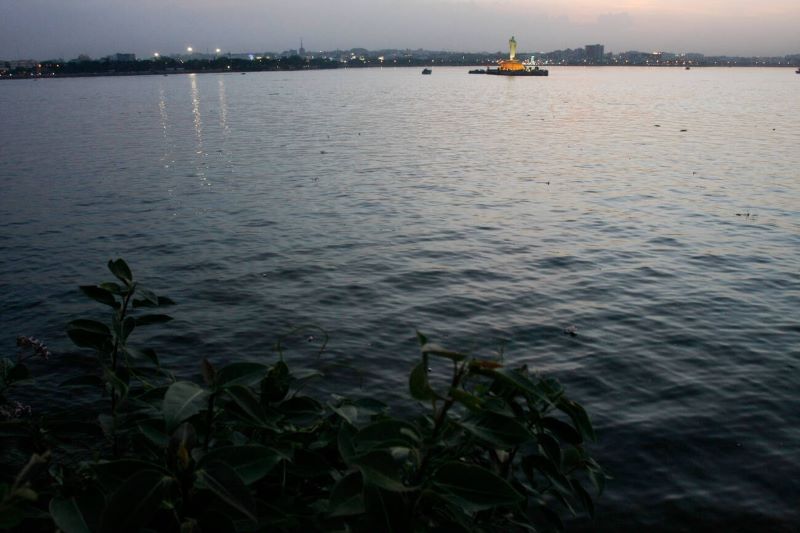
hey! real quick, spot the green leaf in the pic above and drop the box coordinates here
[338,423,358,464]
[460,413,532,448]
[121,316,136,341]
[99,469,166,533]
[79,285,118,308]
[352,398,389,416]
[588,467,606,496]
[92,460,168,491]
[409,361,435,401]
[432,462,524,512]
[353,451,413,492]
[260,361,290,403]
[99,282,123,295]
[522,455,572,496]
[107,258,133,285]
[163,381,209,432]
[561,446,583,472]
[363,484,409,533]
[138,423,169,448]
[216,362,268,388]
[135,314,173,326]
[489,367,550,403]
[280,396,324,427]
[541,416,582,445]
[137,288,159,306]
[330,403,359,425]
[169,422,197,458]
[538,433,562,465]
[201,357,216,387]
[328,471,365,517]
[353,420,421,454]
[103,368,129,403]
[286,449,331,478]
[198,445,286,485]
[50,497,90,533]
[420,343,467,362]
[196,462,257,523]
[226,384,279,430]
[449,388,483,411]
[132,294,175,308]
[539,377,566,402]
[124,346,159,367]
[558,399,596,442]
[571,479,594,517]
[539,503,565,532]
[157,296,175,306]
[66,319,112,351]
[67,318,110,334]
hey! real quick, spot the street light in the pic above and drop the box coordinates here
[215,48,221,54]
[154,52,160,58]
[187,47,193,53]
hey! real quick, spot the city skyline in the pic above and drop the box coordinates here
[1,0,799,60]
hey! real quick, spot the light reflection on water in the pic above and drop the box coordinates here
[0,67,799,530]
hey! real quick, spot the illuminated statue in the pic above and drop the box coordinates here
[476,35,549,76]
[499,36,524,71]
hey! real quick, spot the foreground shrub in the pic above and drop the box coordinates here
[0,259,605,532]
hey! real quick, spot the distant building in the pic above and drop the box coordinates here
[585,44,604,64]
[299,39,306,57]
[8,59,37,69]
[113,53,136,62]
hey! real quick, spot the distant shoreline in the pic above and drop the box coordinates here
[2,63,797,80]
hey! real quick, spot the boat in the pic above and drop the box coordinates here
[469,69,486,74]
[484,66,548,77]
[421,68,432,75]
[796,68,800,74]
[685,66,691,70]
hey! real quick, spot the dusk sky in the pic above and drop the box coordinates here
[1,0,798,59]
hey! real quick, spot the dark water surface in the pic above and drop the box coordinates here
[1,67,799,530]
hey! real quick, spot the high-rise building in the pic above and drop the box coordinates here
[585,44,604,64]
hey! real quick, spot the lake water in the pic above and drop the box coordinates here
[1,66,799,530]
